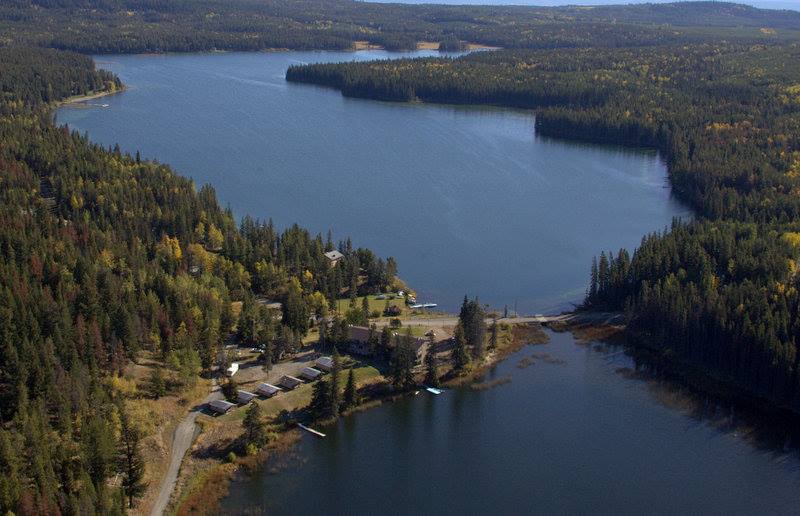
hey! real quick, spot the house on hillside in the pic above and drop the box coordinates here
[324,250,344,267]
[278,375,303,390]
[299,367,323,381]
[226,363,239,377]
[347,325,374,355]
[255,383,280,397]
[208,399,235,415]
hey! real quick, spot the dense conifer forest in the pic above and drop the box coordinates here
[286,40,800,412]
[0,46,396,513]
[2,0,800,53]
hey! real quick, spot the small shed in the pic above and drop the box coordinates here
[315,356,334,372]
[255,383,280,397]
[324,250,344,267]
[299,367,323,381]
[278,375,303,390]
[208,399,235,415]
[236,390,256,404]
[226,362,239,377]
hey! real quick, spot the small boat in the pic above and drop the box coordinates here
[297,423,326,438]
[414,390,420,396]
[425,387,443,395]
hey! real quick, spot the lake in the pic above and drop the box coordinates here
[221,330,800,515]
[56,50,690,314]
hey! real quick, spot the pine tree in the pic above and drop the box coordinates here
[424,335,439,387]
[221,377,238,402]
[362,296,370,319]
[489,317,498,350]
[243,402,267,446]
[330,347,342,416]
[368,323,379,355]
[117,404,147,509]
[343,368,358,409]
[389,332,415,390]
[452,324,470,372]
[148,366,166,399]
[308,379,331,419]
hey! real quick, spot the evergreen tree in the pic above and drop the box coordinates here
[343,368,358,409]
[283,277,309,335]
[221,377,238,403]
[452,324,470,372]
[243,402,267,446]
[117,404,147,509]
[389,331,415,390]
[148,366,166,399]
[330,347,342,417]
[362,296,371,319]
[424,335,439,387]
[308,379,332,419]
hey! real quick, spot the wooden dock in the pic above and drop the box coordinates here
[297,423,326,438]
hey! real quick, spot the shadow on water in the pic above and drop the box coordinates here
[599,341,800,461]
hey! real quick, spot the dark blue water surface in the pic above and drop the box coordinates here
[56,50,689,313]
[221,331,800,515]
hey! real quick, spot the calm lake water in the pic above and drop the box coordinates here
[56,50,689,313]
[221,330,800,515]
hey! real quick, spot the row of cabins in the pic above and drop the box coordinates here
[209,357,334,415]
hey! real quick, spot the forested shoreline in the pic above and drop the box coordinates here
[0,46,399,513]
[2,0,800,53]
[285,42,800,413]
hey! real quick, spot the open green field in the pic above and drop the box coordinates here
[335,294,406,314]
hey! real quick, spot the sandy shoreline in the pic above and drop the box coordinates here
[57,86,126,106]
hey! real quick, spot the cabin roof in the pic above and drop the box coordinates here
[279,375,303,387]
[208,399,235,413]
[324,250,344,261]
[256,383,280,395]
[348,325,371,343]
[315,356,333,368]
[300,367,323,379]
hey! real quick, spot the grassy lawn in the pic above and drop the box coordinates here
[221,363,382,421]
[335,294,405,314]
[386,324,429,337]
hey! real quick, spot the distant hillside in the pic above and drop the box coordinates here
[1,1,798,53]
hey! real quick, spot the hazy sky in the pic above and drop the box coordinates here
[369,0,798,11]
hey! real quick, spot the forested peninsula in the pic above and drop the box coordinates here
[286,42,800,412]
[0,46,398,513]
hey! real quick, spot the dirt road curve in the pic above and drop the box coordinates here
[150,380,220,516]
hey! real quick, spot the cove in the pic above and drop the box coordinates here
[220,330,800,515]
[56,50,690,313]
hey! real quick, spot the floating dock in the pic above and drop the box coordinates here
[409,303,438,309]
[297,423,326,438]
